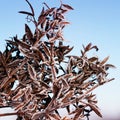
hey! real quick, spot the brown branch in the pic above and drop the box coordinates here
[50,42,57,82]
[51,84,99,112]
[0,112,18,117]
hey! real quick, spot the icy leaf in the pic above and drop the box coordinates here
[25,24,33,43]
[28,63,37,80]
[62,4,74,10]
[19,11,33,16]
[100,56,109,65]
[61,90,74,103]
[88,104,102,118]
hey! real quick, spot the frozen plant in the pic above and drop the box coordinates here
[0,0,115,120]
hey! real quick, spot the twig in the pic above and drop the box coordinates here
[0,112,18,117]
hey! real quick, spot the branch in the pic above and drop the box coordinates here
[50,42,57,82]
[0,112,18,117]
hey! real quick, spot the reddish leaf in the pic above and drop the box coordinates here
[53,84,60,98]
[12,88,25,101]
[42,42,51,56]
[14,37,30,49]
[105,64,116,69]
[44,7,55,16]
[0,52,6,66]
[28,63,37,80]
[25,0,34,16]
[100,56,109,65]
[18,46,33,58]
[32,112,45,120]
[61,90,74,103]
[88,104,102,117]
[19,11,33,16]
[7,59,22,68]
[88,57,98,62]
[15,102,25,111]
[72,108,83,120]
[48,113,61,120]
[85,43,92,51]
[25,24,33,44]
[62,4,74,10]
[91,45,99,51]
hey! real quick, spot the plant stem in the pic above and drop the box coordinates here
[50,42,57,82]
[0,112,18,117]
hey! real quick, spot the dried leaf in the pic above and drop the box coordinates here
[19,11,33,16]
[42,42,51,56]
[33,48,46,61]
[0,52,6,66]
[12,89,25,101]
[88,104,102,117]
[61,90,74,103]
[25,24,33,43]
[49,113,61,120]
[15,102,25,111]
[53,84,60,98]
[44,7,55,16]
[7,59,22,68]
[28,63,37,80]
[0,77,16,89]
[32,112,45,120]
[25,0,34,16]
[38,15,46,25]
[88,57,98,62]
[62,4,74,10]
[85,43,92,52]
[100,56,109,65]
[64,46,74,55]
[60,21,70,25]
[73,108,83,120]
[105,64,116,69]
[91,45,99,51]
[14,37,30,49]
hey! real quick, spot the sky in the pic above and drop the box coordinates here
[0,0,120,119]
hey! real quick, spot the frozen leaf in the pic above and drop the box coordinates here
[42,42,51,56]
[19,11,33,16]
[100,56,109,65]
[14,37,30,49]
[25,24,33,43]
[28,63,37,80]
[61,90,74,103]
[88,57,98,62]
[62,4,74,10]
[25,0,34,16]
[15,102,25,111]
[7,59,22,68]
[91,45,99,51]
[12,88,25,101]
[53,84,60,98]
[60,21,70,25]
[72,108,83,120]
[32,112,45,120]
[105,64,116,70]
[85,43,92,52]
[49,113,61,120]
[0,52,6,66]
[44,7,55,16]
[18,46,33,58]
[88,104,102,118]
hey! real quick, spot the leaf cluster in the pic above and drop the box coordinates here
[0,0,115,120]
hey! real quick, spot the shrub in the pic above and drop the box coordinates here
[0,0,115,119]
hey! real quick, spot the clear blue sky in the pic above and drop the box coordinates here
[0,0,120,119]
